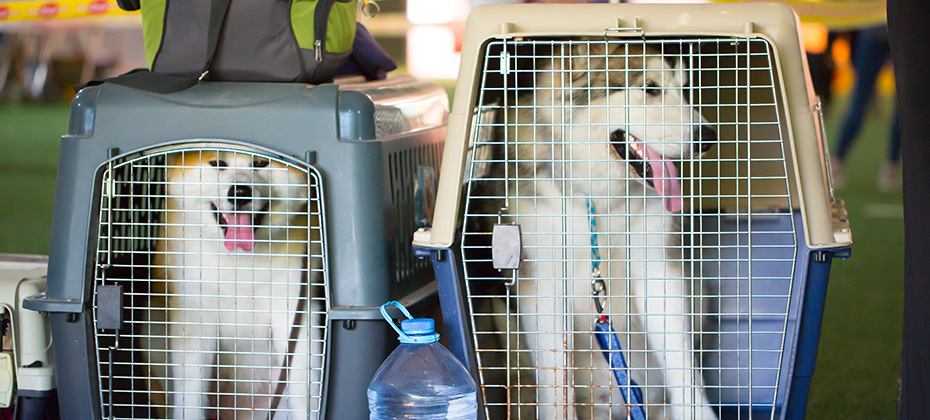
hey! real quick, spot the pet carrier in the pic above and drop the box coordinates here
[23,75,447,419]
[0,254,55,418]
[412,3,851,420]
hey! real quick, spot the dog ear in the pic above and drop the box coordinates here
[569,40,625,86]
[569,42,595,85]
[671,56,688,86]
[570,41,598,72]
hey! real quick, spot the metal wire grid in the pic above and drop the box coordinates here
[92,146,328,419]
[460,37,796,419]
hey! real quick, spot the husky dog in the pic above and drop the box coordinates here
[142,150,323,420]
[486,42,719,420]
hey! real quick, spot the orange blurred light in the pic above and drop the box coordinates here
[801,22,829,54]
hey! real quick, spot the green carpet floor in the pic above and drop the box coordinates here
[0,93,903,418]
[0,103,65,255]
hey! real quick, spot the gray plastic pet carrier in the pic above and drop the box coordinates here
[23,75,447,419]
[413,3,851,420]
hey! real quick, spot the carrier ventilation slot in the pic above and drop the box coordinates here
[388,142,443,285]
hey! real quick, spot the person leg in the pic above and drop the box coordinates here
[834,26,891,160]
[879,104,903,191]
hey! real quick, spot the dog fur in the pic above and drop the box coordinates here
[141,150,323,420]
[479,42,719,420]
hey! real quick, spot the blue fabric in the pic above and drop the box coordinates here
[594,318,647,420]
[339,23,397,81]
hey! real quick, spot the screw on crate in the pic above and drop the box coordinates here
[413,247,443,262]
[813,251,832,264]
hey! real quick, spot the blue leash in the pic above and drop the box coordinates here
[594,318,646,420]
[586,199,647,420]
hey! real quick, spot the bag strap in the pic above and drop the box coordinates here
[203,0,232,77]
[77,0,232,94]
[77,68,199,94]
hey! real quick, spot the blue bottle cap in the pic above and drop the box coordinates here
[401,318,435,335]
[399,318,440,344]
[381,301,441,344]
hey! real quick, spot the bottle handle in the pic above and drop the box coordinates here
[380,301,415,342]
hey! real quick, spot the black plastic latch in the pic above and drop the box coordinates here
[95,285,124,330]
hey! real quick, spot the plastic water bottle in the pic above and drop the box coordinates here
[368,301,478,420]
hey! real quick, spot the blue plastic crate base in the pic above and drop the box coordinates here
[696,212,848,419]
[417,208,850,420]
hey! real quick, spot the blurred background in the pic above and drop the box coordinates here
[0,0,900,418]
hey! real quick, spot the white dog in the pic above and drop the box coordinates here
[490,42,718,420]
[142,149,323,420]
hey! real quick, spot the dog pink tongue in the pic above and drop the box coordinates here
[641,146,682,212]
[224,213,254,252]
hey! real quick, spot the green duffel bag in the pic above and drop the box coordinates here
[117,0,358,84]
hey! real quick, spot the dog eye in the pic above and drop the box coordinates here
[208,159,228,168]
[252,159,270,168]
[645,81,660,96]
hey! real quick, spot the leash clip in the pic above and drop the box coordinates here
[592,276,607,314]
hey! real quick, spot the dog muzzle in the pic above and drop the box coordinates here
[610,129,683,213]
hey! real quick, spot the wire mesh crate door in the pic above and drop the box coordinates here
[92,146,328,420]
[461,36,796,420]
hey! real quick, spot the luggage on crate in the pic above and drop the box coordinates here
[117,0,359,84]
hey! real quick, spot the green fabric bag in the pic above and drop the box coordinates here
[119,0,358,84]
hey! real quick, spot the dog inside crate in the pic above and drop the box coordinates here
[93,145,327,420]
[461,36,795,420]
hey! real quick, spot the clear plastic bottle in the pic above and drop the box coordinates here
[368,301,477,420]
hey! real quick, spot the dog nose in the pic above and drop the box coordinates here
[228,185,252,207]
[692,125,717,154]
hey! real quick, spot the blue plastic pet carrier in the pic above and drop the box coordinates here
[412,4,852,420]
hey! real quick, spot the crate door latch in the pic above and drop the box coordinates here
[492,223,522,270]
[95,285,124,331]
